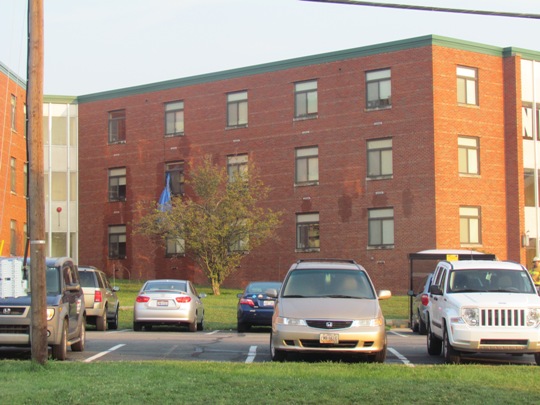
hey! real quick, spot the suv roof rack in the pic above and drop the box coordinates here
[297,258,357,264]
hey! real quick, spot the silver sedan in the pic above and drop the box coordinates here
[133,279,206,332]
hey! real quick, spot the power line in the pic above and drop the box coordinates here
[300,0,540,19]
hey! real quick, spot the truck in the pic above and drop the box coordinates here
[0,257,86,360]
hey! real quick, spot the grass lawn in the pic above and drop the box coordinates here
[1,361,539,404]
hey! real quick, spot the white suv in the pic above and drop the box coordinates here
[426,260,540,364]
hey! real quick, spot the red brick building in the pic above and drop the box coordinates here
[0,62,27,257]
[77,35,539,294]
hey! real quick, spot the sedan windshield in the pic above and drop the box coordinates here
[448,269,536,293]
[281,269,375,299]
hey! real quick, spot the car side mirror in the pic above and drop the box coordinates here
[378,290,392,300]
[407,289,414,297]
[113,286,120,292]
[199,293,207,299]
[429,285,442,295]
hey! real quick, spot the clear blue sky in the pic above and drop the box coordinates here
[1,0,540,95]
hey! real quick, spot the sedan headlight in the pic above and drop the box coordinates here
[276,317,307,326]
[527,308,540,327]
[461,308,479,326]
[351,318,384,327]
[46,308,55,321]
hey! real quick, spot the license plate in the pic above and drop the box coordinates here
[157,300,169,307]
[320,333,339,344]
[263,300,275,307]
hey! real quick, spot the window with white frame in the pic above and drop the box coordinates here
[294,80,318,118]
[458,136,480,175]
[166,237,185,257]
[108,110,126,143]
[165,161,185,196]
[367,138,392,178]
[227,154,248,182]
[227,91,248,127]
[460,206,481,244]
[108,167,127,201]
[296,212,320,250]
[366,69,391,109]
[165,100,184,136]
[295,146,319,185]
[368,208,394,247]
[108,225,127,259]
[457,66,478,106]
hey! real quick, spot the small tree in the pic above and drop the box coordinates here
[135,157,282,295]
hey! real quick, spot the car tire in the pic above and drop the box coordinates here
[270,331,286,362]
[427,320,442,356]
[369,346,387,363]
[418,317,427,335]
[534,353,540,366]
[51,320,67,360]
[72,320,86,352]
[197,314,204,331]
[237,322,249,333]
[189,318,197,332]
[443,325,461,364]
[108,307,119,330]
[96,308,107,331]
[133,322,142,331]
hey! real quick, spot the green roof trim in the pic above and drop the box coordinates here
[43,95,78,104]
[76,35,538,103]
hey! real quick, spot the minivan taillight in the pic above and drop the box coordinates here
[421,293,429,306]
[94,290,103,303]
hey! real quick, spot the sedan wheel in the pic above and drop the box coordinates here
[188,318,197,332]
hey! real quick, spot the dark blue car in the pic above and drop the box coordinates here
[237,281,281,332]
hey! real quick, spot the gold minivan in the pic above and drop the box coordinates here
[270,259,391,362]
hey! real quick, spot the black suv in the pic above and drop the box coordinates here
[0,257,86,360]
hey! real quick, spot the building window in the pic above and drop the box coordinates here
[458,136,480,175]
[294,80,318,118]
[10,220,17,256]
[522,105,540,140]
[524,169,539,207]
[368,208,394,247]
[108,167,127,201]
[295,146,319,185]
[166,237,185,257]
[229,219,249,252]
[457,66,478,106]
[296,212,320,251]
[227,91,248,127]
[108,110,126,143]
[24,163,28,197]
[108,225,126,259]
[460,206,481,244]
[227,154,248,182]
[11,95,16,131]
[366,69,391,109]
[367,138,393,178]
[10,157,16,193]
[165,101,184,136]
[165,161,185,196]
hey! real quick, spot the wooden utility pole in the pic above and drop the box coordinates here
[27,0,47,364]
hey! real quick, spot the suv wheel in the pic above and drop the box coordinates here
[72,320,86,352]
[108,307,119,330]
[427,320,442,355]
[418,316,427,335]
[51,320,67,360]
[96,309,107,331]
[443,325,460,364]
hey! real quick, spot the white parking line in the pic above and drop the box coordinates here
[245,345,257,363]
[84,344,126,363]
[206,330,220,335]
[388,347,414,367]
[389,330,409,338]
